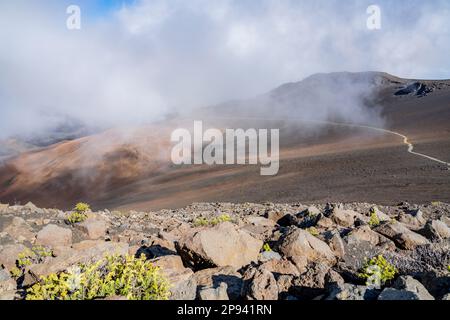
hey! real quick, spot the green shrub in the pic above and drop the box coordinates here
[448,265,450,272]
[74,202,90,213]
[193,214,232,227]
[262,243,272,252]
[67,211,88,224]
[67,202,91,224]
[368,208,380,228]
[359,255,397,287]
[12,246,53,279]
[307,227,319,236]
[26,254,170,300]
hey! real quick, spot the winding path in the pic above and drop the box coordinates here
[200,116,450,167]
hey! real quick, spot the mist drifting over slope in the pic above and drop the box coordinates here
[1,0,450,140]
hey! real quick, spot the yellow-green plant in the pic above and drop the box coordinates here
[26,254,170,300]
[359,255,397,286]
[448,265,450,272]
[67,211,88,224]
[193,214,232,227]
[67,202,91,224]
[368,208,380,228]
[12,246,53,279]
[262,243,272,252]
[307,227,319,236]
[74,202,90,213]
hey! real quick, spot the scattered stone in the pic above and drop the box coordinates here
[277,227,336,265]
[3,217,35,243]
[331,208,362,227]
[193,266,243,300]
[374,222,429,250]
[36,224,72,247]
[199,282,229,300]
[176,222,263,270]
[392,276,434,300]
[421,220,450,241]
[0,244,27,270]
[242,266,278,300]
[78,219,108,240]
[378,288,423,300]
[259,250,282,262]
[326,283,378,300]
[345,225,380,246]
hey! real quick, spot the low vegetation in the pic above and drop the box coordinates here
[262,243,272,252]
[368,208,381,228]
[67,202,91,224]
[359,255,398,286]
[11,246,53,279]
[193,214,232,227]
[26,254,170,300]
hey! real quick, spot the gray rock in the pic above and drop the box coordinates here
[199,282,229,300]
[374,222,429,250]
[3,217,35,243]
[392,276,434,300]
[36,224,72,247]
[378,288,423,300]
[176,222,263,270]
[242,266,278,300]
[277,227,336,266]
[193,266,243,300]
[327,283,379,300]
[259,250,282,262]
[422,220,450,241]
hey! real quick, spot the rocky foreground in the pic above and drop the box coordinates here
[0,201,449,300]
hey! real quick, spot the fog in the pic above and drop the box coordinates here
[1,0,450,140]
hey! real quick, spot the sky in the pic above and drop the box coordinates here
[1,0,450,139]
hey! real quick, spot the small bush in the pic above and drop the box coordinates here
[26,254,170,300]
[359,255,397,287]
[368,208,380,228]
[67,202,91,224]
[193,214,232,227]
[262,243,272,252]
[12,246,53,279]
[67,211,88,224]
[307,227,319,236]
[74,202,90,213]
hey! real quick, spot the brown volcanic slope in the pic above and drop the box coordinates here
[0,72,450,210]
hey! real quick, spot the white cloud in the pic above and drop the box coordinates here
[0,0,449,139]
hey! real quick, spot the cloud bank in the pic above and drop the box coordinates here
[0,0,450,139]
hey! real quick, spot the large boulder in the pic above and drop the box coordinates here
[391,276,434,300]
[378,288,424,300]
[198,282,229,300]
[151,255,197,300]
[290,263,330,299]
[0,244,27,270]
[326,283,379,300]
[176,222,263,270]
[241,266,278,300]
[193,266,243,300]
[3,217,35,243]
[77,219,108,240]
[277,227,336,265]
[421,220,450,241]
[331,208,362,227]
[374,222,429,250]
[36,224,72,247]
[345,225,380,246]
[0,268,16,294]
